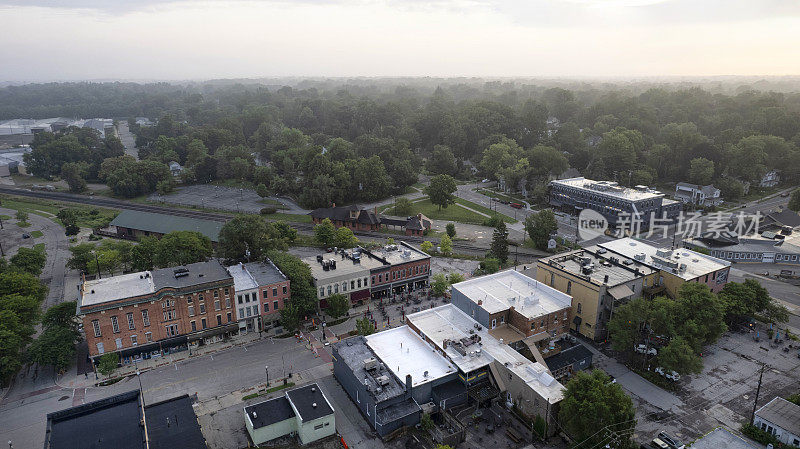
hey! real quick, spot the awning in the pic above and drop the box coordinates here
[608,284,635,300]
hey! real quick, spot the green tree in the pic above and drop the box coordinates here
[256,183,269,198]
[673,283,727,352]
[356,317,375,336]
[479,258,500,274]
[427,145,458,176]
[719,279,771,324]
[431,273,449,296]
[61,161,90,192]
[97,352,119,377]
[425,174,457,211]
[558,370,636,449]
[525,209,558,250]
[10,247,47,276]
[218,215,286,262]
[314,218,337,247]
[67,243,97,273]
[15,210,28,223]
[789,190,800,212]
[42,300,79,333]
[688,157,715,185]
[335,227,358,248]
[439,234,453,256]
[326,293,350,319]
[268,251,317,320]
[490,221,509,264]
[130,236,159,271]
[394,197,413,216]
[27,325,77,373]
[657,337,703,375]
[273,221,298,243]
[154,231,213,267]
[445,223,456,238]
[420,241,434,254]
[0,270,48,302]
[448,273,465,284]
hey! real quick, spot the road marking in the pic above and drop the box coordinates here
[144,376,200,393]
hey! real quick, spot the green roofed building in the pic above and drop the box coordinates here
[108,210,224,243]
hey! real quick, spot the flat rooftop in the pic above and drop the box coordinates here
[551,177,664,201]
[539,247,655,287]
[598,238,730,280]
[452,270,572,320]
[227,263,259,292]
[690,427,757,449]
[81,271,155,307]
[285,383,334,422]
[150,260,231,290]
[303,252,382,281]
[109,209,223,242]
[144,395,206,449]
[245,260,287,286]
[332,336,407,403]
[245,396,294,429]
[407,304,564,404]
[364,242,430,266]
[45,391,144,449]
[365,325,456,387]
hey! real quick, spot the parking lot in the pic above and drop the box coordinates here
[149,184,306,214]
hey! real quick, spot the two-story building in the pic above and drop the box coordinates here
[78,260,237,364]
[227,260,290,333]
[674,182,722,207]
[363,242,431,299]
[549,177,681,229]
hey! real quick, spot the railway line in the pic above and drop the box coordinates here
[0,186,544,261]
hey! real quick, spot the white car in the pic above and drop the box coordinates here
[655,367,681,381]
[635,344,657,356]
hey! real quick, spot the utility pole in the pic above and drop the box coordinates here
[750,363,766,425]
[94,252,101,279]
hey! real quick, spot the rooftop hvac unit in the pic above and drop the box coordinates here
[634,253,646,261]
[679,263,687,272]
[364,357,378,371]
[376,375,391,386]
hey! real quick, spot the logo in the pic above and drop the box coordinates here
[577,209,608,242]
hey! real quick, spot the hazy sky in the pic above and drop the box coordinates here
[2,0,800,81]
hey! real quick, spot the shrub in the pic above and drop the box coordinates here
[260,207,277,215]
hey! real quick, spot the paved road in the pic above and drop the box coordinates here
[116,121,138,159]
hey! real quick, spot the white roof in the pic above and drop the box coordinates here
[452,270,572,320]
[81,271,155,306]
[226,263,259,292]
[406,304,564,404]
[598,238,730,281]
[551,177,664,201]
[365,325,456,387]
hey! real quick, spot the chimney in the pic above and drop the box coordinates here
[405,374,413,398]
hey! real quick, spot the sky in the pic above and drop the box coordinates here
[1,0,800,81]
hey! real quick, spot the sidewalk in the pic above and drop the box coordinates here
[56,331,265,390]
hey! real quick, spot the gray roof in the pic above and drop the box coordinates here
[244,261,287,286]
[110,210,224,242]
[690,428,757,449]
[245,396,295,429]
[333,337,407,403]
[765,210,800,229]
[756,397,800,435]
[151,260,232,290]
[285,383,334,422]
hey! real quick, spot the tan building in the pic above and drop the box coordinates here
[534,247,657,341]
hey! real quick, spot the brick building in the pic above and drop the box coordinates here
[78,260,237,363]
[309,205,381,231]
[227,260,290,333]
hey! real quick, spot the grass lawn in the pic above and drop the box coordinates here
[412,182,426,190]
[17,221,31,227]
[31,230,44,238]
[404,198,515,225]
[33,243,45,252]
[475,188,526,204]
[454,197,516,223]
[0,215,11,220]
[264,212,312,223]
[0,195,118,227]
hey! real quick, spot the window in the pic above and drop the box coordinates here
[199,294,204,302]
[566,281,572,295]
[191,321,197,331]
[126,312,135,330]
[342,282,347,292]
[246,307,252,317]
[281,285,286,295]
[263,290,269,300]
[225,297,231,308]
[379,274,383,282]
[166,324,179,337]
[145,332,152,342]
[115,338,123,349]
[351,280,355,289]
[319,287,324,297]
[141,310,150,327]
[334,284,339,293]
[131,335,138,346]
[372,275,376,284]
[224,288,229,296]
[199,303,206,314]
[327,286,332,296]
[216,315,222,326]
[550,273,555,286]
[314,424,324,430]
[227,312,232,322]
[187,297,193,304]
[239,308,245,318]
[238,295,243,304]
[213,290,219,298]
[188,305,195,316]
[500,316,504,324]
[96,342,105,354]
[273,300,278,311]
[244,293,249,303]
[92,320,101,337]
[163,310,176,321]
[201,318,207,329]
[273,287,278,296]
[111,316,120,333]
[214,300,221,311]
[263,302,269,312]
[252,305,259,315]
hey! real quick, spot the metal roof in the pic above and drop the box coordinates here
[756,397,800,436]
[109,209,224,242]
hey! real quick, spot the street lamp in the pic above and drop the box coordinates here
[265,365,269,386]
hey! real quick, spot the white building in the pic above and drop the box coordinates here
[244,383,336,446]
[674,182,722,206]
[754,397,800,447]
[760,169,780,188]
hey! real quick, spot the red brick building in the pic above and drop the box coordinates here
[309,205,381,231]
[78,260,237,363]
[363,242,431,298]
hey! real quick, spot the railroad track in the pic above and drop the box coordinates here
[0,186,544,259]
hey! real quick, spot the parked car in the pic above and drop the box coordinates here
[510,202,523,209]
[658,431,685,449]
[654,367,681,381]
[635,344,657,356]
[781,191,790,197]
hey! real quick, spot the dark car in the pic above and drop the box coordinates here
[510,202,523,209]
[22,233,31,239]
